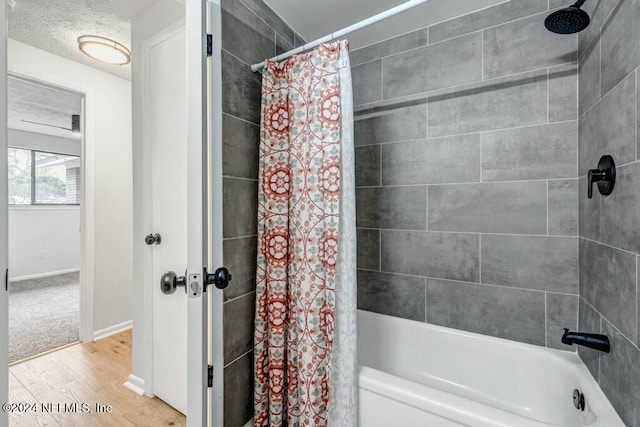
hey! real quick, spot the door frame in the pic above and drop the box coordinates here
[139,16,188,399]
[1,3,93,422]
[206,1,225,424]
[186,0,209,424]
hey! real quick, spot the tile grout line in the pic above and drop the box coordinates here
[222,175,259,182]
[236,0,295,48]
[351,0,506,61]
[357,176,578,188]
[479,133,483,183]
[478,234,482,284]
[223,347,254,370]
[355,64,576,116]
[223,234,258,241]
[426,186,429,232]
[352,8,558,67]
[545,292,548,347]
[579,236,640,257]
[357,267,580,297]
[380,60,384,103]
[546,180,550,236]
[378,144,383,187]
[425,91,429,139]
[378,229,382,271]
[355,120,576,143]
[481,29,485,81]
[598,26,602,110]
[224,290,256,304]
[424,278,428,323]
[583,297,640,352]
[273,31,277,58]
[547,67,550,124]
[597,315,602,382]
[578,47,635,121]
[357,226,579,239]
[222,111,260,127]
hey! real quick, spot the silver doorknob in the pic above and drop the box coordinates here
[161,271,186,295]
[145,233,162,245]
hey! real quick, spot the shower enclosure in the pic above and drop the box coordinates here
[218,0,639,425]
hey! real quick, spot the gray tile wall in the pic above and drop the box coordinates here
[352,0,579,351]
[577,0,640,424]
[220,1,302,425]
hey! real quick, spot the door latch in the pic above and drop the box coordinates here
[188,273,202,298]
[204,267,232,290]
[160,271,203,298]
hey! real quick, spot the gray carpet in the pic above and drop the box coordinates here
[8,272,80,363]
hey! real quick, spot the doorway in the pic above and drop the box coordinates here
[6,75,83,364]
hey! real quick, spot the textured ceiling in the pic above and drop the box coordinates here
[8,0,156,80]
[8,76,83,139]
[264,0,507,49]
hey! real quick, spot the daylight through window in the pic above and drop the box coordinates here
[8,148,81,205]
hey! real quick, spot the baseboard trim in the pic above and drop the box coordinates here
[123,374,146,396]
[10,268,80,282]
[93,320,133,341]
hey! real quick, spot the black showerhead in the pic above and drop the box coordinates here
[545,0,590,34]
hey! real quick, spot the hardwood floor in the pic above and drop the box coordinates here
[8,330,186,427]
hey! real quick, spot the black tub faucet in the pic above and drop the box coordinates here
[562,328,610,353]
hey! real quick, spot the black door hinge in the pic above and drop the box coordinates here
[208,365,213,387]
[206,34,212,57]
[4,269,7,291]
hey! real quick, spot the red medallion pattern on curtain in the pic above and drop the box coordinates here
[254,43,344,427]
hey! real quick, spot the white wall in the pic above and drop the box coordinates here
[9,128,81,156]
[130,0,184,392]
[9,206,80,279]
[8,39,134,337]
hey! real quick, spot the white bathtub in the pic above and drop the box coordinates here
[357,310,623,427]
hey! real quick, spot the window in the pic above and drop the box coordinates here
[7,148,81,205]
[7,148,31,205]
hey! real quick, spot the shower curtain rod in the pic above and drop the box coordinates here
[251,0,435,72]
[250,0,510,72]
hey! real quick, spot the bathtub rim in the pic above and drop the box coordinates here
[357,310,624,427]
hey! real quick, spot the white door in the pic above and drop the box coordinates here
[0,2,8,427]
[149,27,188,415]
[144,0,209,423]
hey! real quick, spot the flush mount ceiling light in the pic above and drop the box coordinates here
[78,35,131,65]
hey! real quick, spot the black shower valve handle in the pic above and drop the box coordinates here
[587,169,607,199]
[587,155,616,199]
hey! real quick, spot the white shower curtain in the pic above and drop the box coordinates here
[328,42,358,426]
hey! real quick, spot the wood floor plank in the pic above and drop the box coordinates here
[9,331,185,426]
[8,373,60,427]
